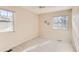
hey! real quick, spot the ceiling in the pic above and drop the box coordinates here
[22,6,72,14]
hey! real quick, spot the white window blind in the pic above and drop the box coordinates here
[0,9,14,32]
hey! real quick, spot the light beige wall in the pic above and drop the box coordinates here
[72,7,79,14]
[0,6,39,51]
[39,9,72,42]
[72,7,79,51]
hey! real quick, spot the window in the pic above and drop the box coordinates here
[0,9,14,32]
[52,16,68,30]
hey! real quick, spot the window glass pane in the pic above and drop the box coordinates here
[8,12,13,17]
[8,12,13,21]
[0,22,13,32]
[53,16,68,30]
[0,10,8,17]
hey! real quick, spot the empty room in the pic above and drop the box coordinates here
[0,6,79,52]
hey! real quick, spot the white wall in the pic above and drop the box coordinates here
[0,6,39,51]
[72,7,79,51]
[39,9,72,42]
